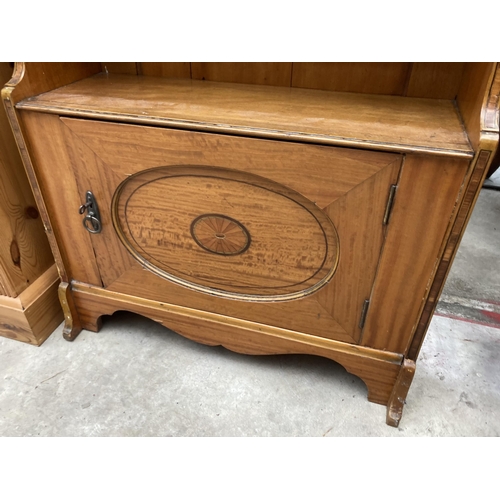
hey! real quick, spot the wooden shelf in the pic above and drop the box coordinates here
[17,73,473,158]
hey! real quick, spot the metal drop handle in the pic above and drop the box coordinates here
[79,191,102,234]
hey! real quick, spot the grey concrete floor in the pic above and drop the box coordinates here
[0,189,499,437]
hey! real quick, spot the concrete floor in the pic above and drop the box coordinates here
[0,188,499,437]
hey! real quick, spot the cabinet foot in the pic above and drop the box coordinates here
[58,282,82,341]
[386,358,416,427]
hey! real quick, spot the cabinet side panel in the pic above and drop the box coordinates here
[19,111,102,286]
[361,155,470,354]
[457,62,496,151]
[0,62,54,297]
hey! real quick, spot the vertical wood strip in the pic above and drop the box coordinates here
[407,150,491,359]
[0,63,52,296]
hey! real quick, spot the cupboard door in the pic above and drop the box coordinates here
[61,118,402,344]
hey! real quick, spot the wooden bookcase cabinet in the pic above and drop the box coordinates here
[3,62,499,425]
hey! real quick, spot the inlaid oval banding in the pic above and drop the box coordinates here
[111,165,340,302]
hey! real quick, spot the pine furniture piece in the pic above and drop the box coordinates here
[0,62,62,345]
[3,62,499,425]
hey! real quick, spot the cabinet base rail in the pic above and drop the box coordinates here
[60,280,413,427]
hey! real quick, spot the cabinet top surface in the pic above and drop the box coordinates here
[17,73,473,158]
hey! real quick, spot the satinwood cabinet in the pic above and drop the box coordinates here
[3,62,499,425]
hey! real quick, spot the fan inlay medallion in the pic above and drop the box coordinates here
[190,214,250,256]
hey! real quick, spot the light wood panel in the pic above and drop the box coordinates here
[0,63,54,296]
[408,150,492,359]
[2,63,102,285]
[138,62,191,78]
[61,118,396,209]
[405,66,500,358]
[319,160,401,340]
[60,118,400,343]
[191,63,292,86]
[92,63,485,102]
[292,63,411,95]
[111,166,339,301]
[17,73,473,157]
[361,155,470,354]
[60,122,134,287]
[406,63,465,99]
[0,264,63,345]
[19,111,103,286]
[107,264,354,343]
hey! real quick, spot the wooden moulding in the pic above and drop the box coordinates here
[0,264,63,345]
[69,280,403,406]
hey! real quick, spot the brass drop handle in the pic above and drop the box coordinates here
[79,191,102,234]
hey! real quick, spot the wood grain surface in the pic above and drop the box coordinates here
[0,264,62,345]
[408,150,492,359]
[4,62,101,104]
[112,165,339,301]
[457,63,497,150]
[191,63,292,86]
[406,63,465,99]
[19,111,103,286]
[57,118,399,343]
[319,159,401,340]
[101,62,137,75]
[0,63,53,297]
[16,73,473,157]
[292,63,411,95]
[58,281,82,341]
[138,62,191,78]
[361,155,470,354]
[100,62,471,102]
[386,358,416,427]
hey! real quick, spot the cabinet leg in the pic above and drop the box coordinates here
[386,358,416,427]
[58,282,82,341]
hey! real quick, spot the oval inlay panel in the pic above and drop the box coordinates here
[111,166,340,301]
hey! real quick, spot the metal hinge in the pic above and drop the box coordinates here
[383,184,398,226]
[359,299,370,329]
